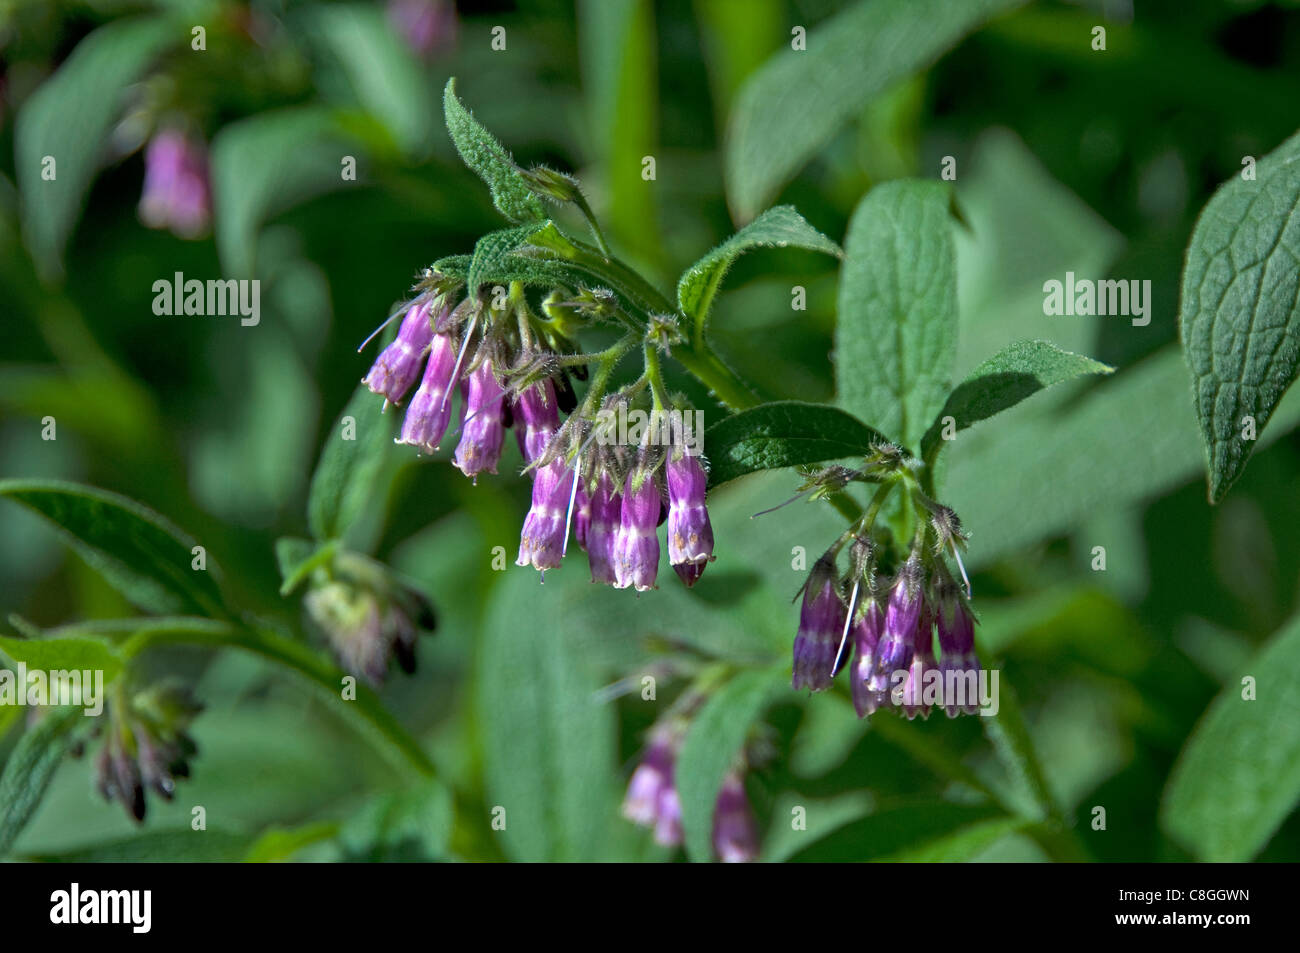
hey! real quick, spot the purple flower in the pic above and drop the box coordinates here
[851,599,888,718]
[666,450,714,587]
[514,379,561,466]
[516,459,573,572]
[869,566,922,694]
[901,601,937,720]
[572,480,591,551]
[454,358,507,478]
[792,556,847,692]
[586,470,620,584]
[397,332,461,453]
[937,583,980,717]
[622,726,684,847]
[712,771,760,863]
[139,128,211,239]
[363,299,436,405]
[386,0,457,59]
[612,463,660,591]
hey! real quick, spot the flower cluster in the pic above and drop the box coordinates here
[92,681,201,822]
[789,458,982,719]
[362,277,716,592]
[621,718,760,863]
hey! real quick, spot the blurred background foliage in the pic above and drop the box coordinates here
[2,0,1300,861]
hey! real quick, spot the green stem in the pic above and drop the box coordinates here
[119,622,436,779]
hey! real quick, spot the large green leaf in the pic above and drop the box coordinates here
[836,179,957,450]
[0,706,82,856]
[725,0,1028,220]
[1162,611,1300,861]
[704,401,887,487]
[307,4,434,156]
[443,78,546,224]
[15,17,172,278]
[675,666,785,862]
[476,569,623,862]
[210,106,347,277]
[0,635,122,684]
[337,778,454,861]
[1180,128,1300,502]
[920,340,1113,460]
[307,386,398,543]
[786,801,1011,862]
[677,205,841,333]
[947,346,1300,570]
[0,480,228,618]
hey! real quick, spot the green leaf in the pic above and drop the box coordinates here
[242,822,340,862]
[947,346,1300,570]
[0,479,228,618]
[307,386,397,543]
[704,400,887,487]
[0,706,81,856]
[725,0,1028,221]
[15,17,172,278]
[275,537,338,596]
[211,106,347,277]
[26,829,255,863]
[786,801,1010,862]
[677,205,841,332]
[982,679,1060,822]
[467,224,549,296]
[337,778,454,862]
[920,340,1113,459]
[307,4,433,156]
[836,179,957,451]
[443,78,546,224]
[676,666,785,862]
[1180,128,1300,502]
[0,635,122,683]
[476,569,623,862]
[1162,611,1300,861]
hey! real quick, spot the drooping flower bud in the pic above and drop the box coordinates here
[936,582,980,717]
[94,681,201,822]
[516,459,573,573]
[622,724,685,847]
[901,600,937,720]
[514,378,561,466]
[363,299,436,405]
[586,470,620,584]
[572,480,592,551]
[792,555,847,692]
[454,358,507,478]
[398,332,460,453]
[666,449,714,587]
[869,562,923,694]
[612,459,661,592]
[712,771,760,863]
[851,598,888,718]
[138,128,211,239]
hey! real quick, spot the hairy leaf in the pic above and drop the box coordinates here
[1180,128,1300,502]
[307,387,397,543]
[704,401,887,486]
[921,340,1113,459]
[0,707,82,856]
[0,480,227,618]
[677,205,841,331]
[837,179,957,451]
[443,78,546,224]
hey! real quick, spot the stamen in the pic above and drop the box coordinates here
[357,302,409,353]
[442,311,479,413]
[951,540,972,599]
[832,580,860,677]
[751,489,812,519]
[561,463,581,557]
